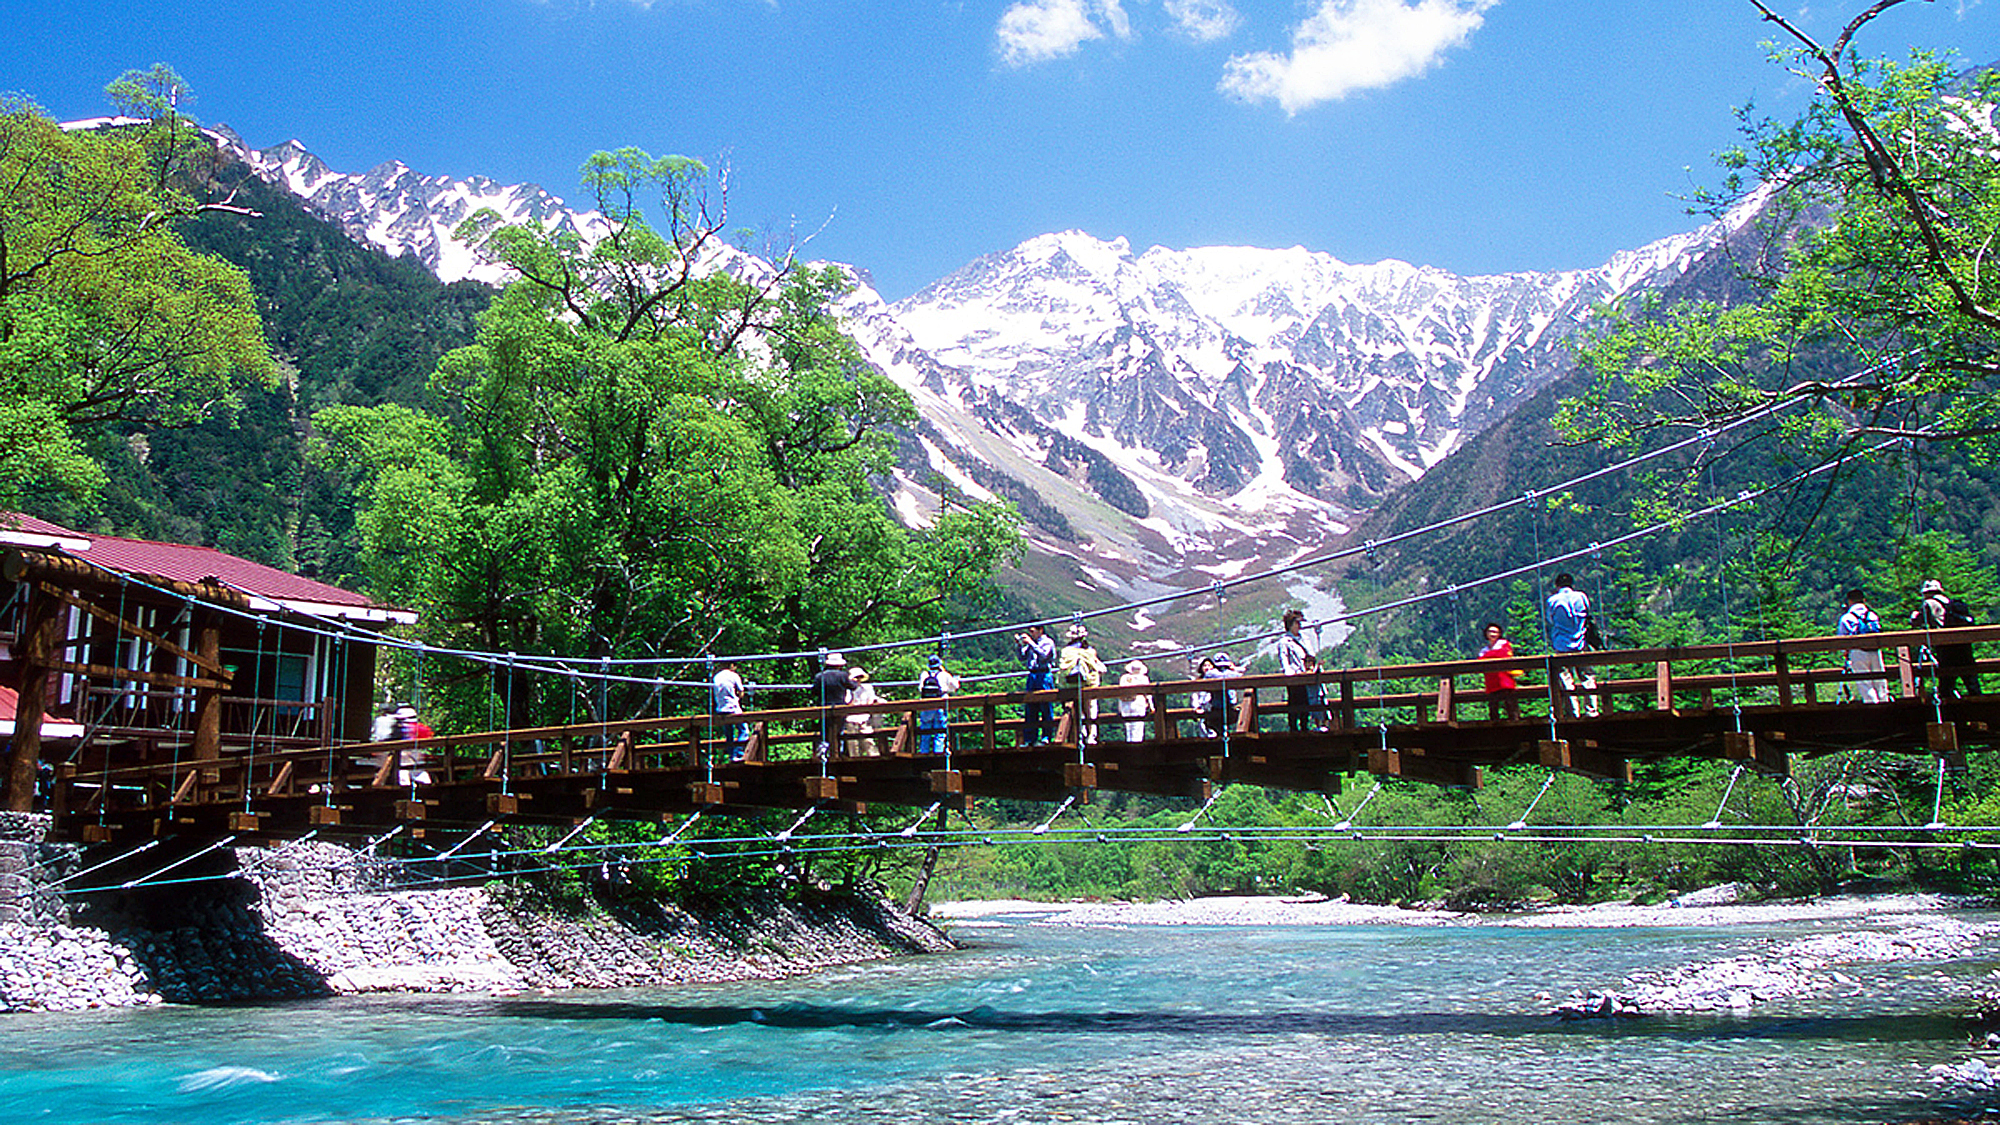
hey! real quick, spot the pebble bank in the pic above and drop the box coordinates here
[0,812,951,1012]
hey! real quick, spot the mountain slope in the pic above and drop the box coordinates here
[192,128,1738,653]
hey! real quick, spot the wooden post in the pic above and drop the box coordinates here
[1898,646,1917,700]
[1150,689,1171,742]
[889,712,916,756]
[1774,649,1793,708]
[1336,679,1354,731]
[191,607,224,787]
[1654,661,1673,711]
[1434,677,1455,723]
[2,590,63,811]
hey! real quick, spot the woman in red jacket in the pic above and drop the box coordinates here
[1478,622,1521,721]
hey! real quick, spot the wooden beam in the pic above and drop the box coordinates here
[32,583,228,675]
[39,659,229,691]
[2,549,252,609]
[1721,730,1789,776]
[1537,739,1631,783]
[1367,745,1480,787]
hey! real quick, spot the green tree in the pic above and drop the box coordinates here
[315,149,1020,727]
[0,83,272,510]
[1562,3,1998,467]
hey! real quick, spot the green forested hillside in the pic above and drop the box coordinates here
[23,156,491,579]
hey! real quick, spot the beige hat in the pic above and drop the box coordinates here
[824,652,847,667]
[851,668,869,682]
[1126,660,1147,674]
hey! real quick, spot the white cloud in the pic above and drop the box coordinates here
[996,0,1133,67]
[1219,0,1495,114]
[1165,0,1242,43]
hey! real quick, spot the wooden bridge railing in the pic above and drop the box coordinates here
[51,624,2000,836]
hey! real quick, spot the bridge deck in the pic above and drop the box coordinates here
[48,626,2000,846]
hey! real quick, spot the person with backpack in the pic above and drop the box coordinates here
[917,654,958,756]
[1057,624,1107,745]
[1913,579,1983,700]
[1015,624,1057,745]
[1836,589,1888,704]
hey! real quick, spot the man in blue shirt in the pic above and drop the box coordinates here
[1545,573,1598,717]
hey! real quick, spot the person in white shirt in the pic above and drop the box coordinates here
[1116,660,1153,742]
[712,659,750,760]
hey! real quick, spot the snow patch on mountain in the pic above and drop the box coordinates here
[207,126,613,285]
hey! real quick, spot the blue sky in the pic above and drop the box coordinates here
[6,0,1995,299]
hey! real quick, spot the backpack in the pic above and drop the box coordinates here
[1856,610,1881,634]
[920,672,944,699]
[1945,597,1976,628]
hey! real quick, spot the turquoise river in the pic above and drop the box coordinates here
[4,911,1999,1123]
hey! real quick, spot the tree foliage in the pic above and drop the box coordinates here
[314,150,1021,726]
[0,80,272,510]
[1562,2,1999,467]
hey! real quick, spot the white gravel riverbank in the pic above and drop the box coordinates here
[929,889,1980,930]
[929,889,2000,1022]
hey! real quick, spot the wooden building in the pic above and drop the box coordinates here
[1,514,414,813]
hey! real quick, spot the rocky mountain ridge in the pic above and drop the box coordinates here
[191,126,1730,648]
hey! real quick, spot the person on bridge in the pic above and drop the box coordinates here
[813,653,856,759]
[1478,622,1521,721]
[845,668,884,757]
[917,654,958,755]
[1836,590,1889,704]
[1016,623,1057,745]
[394,704,434,785]
[1204,651,1239,737]
[711,659,751,761]
[1059,624,1108,745]
[1913,579,1983,701]
[1545,575,1599,717]
[1279,608,1314,732]
[1189,656,1218,737]
[1301,653,1330,730]
[1116,660,1153,742]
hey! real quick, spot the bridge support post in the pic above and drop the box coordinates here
[2,587,61,812]
[1721,731,1788,776]
[1368,745,1480,788]
[1538,739,1630,782]
[1929,722,1968,771]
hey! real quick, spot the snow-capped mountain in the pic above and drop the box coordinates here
[189,126,1725,643]
[209,126,613,286]
[831,226,1717,625]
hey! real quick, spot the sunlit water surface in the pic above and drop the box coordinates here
[5,914,1999,1124]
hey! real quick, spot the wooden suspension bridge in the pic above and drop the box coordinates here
[42,624,2000,847]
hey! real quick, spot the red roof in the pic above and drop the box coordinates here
[0,685,86,740]
[1,513,412,623]
[1,513,81,538]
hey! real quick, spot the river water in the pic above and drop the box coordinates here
[5,913,1998,1124]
